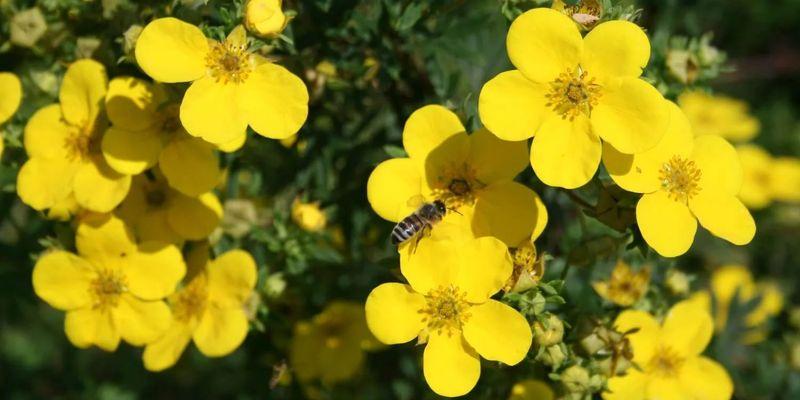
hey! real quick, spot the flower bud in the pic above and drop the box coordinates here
[533,314,564,347]
[122,24,143,56]
[245,0,289,38]
[560,365,590,393]
[538,344,566,368]
[10,8,47,48]
[665,269,690,296]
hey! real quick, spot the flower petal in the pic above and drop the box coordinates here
[59,59,108,126]
[402,105,467,162]
[613,310,661,365]
[689,190,755,246]
[462,300,531,365]
[507,8,582,83]
[603,369,647,400]
[241,62,309,139]
[365,283,426,344]
[366,158,422,222]
[423,332,481,398]
[678,357,734,400]
[180,77,248,144]
[455,237,512,303]
[193,307,249,357]
[32,251,94,311]
[636,191,697,257]
[124,241,185,300]
[400,238,459,295]
[591,79,668,154]
[661,299,714,357]
[105,76,165,131]
[135,17,209,83]
[64,308,120,351]
[143,320,193,371]
[530,115,601,189]
[206,249,257,307]
[581,20,650,80]
[114,294,171,346]
[73,160,131,212]
[17,157,77,211]
[101,127,163,175]
[0,72,21,124]
[166,192,223,240]
[23,104,72,159]
[691,135,742,196]
[473,181,547,247]
[468,127,529,183]
[478,70,548,141]
[603,101,694,193]
[770,157,800,202]
[76,214,137,263]
[736,145,773,209]
[159,135,222,197]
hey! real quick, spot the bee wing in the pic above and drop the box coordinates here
[406,194,425,208]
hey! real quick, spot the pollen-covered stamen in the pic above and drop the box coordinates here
[545,68,602,120]
[647,345,685,377]
[172,277,208,323]
[431,163,484,210]
[206,41,253,84]
[90,268,128,311]
[659,155,702,202]
[419,285,472,337]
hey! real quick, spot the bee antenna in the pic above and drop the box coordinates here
[448,207,462,215]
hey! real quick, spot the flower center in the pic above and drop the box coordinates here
[90,268,128,311]
[431,163,483,210]
[318,317,347,349]
[172,277,207,323]
[545,68,602,120]
[206,41,252,84]
[659,155,702,202]
[419,285,472,336]
[63,129,96,162]
[647,346,685,377]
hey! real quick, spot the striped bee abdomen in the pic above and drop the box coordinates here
[391,214,425,245]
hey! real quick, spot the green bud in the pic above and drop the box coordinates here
[533,314,565,347]
[10,8,47,48]
[538,344,566,368]
[561,365,590,394]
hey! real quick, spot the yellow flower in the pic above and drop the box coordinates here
[116,174,222,244]
[31,214,185,351]
[604,300,733,400]
[479,8,668,189]
[770,157,800,202]
[290,301,380,384]
[593,261,650,307]
[17,59,132,213]
[0,71,22,157]
[102,76,230,197]
[245,0,289,38]
[689,265,783,344]
[508,379,554,400]
[678,91,760,141]
[367,105,548,247]
[365,237,532,397]
[552,0,603,30]
[505,231,546,293]
[135,19,308,144]
[291,198,327,232]
[143,246,257,371]
[604,102,755,257]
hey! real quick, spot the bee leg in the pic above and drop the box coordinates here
[411,224,432,254]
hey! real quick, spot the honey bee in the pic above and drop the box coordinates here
[391,198,448,247]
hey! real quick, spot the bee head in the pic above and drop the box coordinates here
[433,200,447,214]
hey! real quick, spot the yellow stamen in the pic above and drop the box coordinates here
[90,268,128,311]
[206,41,252,84]
[659,156,702,202]
[431,163,483,210]
[63,130,94,162]
[545,68,602,120]
[419,285,472,337]
[647,345,685,377]
[172,277,208,323]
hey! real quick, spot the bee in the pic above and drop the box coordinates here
[391,198,448,247]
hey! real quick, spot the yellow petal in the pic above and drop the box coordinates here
[129,207,183,245]
[135,17,209,83]
[399,237,457,295]
[241,62,309,139]
[477,70,548,141]
[603,369,647,400]
[143,320,193,371]
[473,181,547,247]
[72,160,131,212]
[206,249,257,307]
[661,299,713,357]
[105,76,164,131]
[689,190,755,246]
[17,157,77,211]
[0,72,22,124]
[290,322,323,381]
[125,241,186,300]
[530,115,601,189]
[32,251,93,310]
[691,135,742,196]
[366,158,422,222]
[193,307,249,357]
[678,357,734,400]
[507,8,582,83]
[23,104,72,159]
[747,282,784,327]
[402,104,466,162]
[603,101,694,193]
[770,157,800,201]
[467,127,529,184]
[167,192,222,240]
[646,377,686,400]
[591,79,668,154]
[114,294,171,346]
[76,214,137,263]
[421,132,472,194]
[736,145,773,209]
[613,309,660,365]
[462,299,531,365]
[59,59,108,126]
[454,237,512,303]
[509,379,555,400]
[159,135,222,197]
[101,127,163,174]
[423,332,481,397]
[364,283,425,344]
[180,77,248,144]
[64,308,120,351]
[636,191,697,257]
[581,20,650,80]
[217,132,247,153]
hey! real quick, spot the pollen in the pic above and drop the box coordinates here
[431,163,483,210]
[545,68,602,120]
[171,276,208,323]
[647,345,685,377]
[419,285,472,336]
[659,155,702,202]
[63,130,94,162]
[206,41,252,85]
[90,268,128,311]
